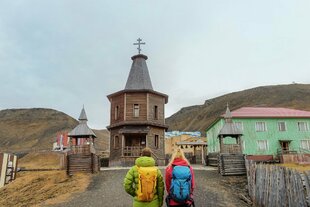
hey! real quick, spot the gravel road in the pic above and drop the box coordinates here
[50,167,249,207]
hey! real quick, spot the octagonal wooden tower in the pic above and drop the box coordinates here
[107,54,168,166]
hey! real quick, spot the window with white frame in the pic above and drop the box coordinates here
[255,122,267,132]
[278,122,286,131]
[133,104,140,117]
[234,122,243,130]
[257,140,268,151]
[300,140,310,150]
[298,122,309,131]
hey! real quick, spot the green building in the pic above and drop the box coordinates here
[206,107,310,157]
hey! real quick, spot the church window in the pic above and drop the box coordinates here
[115,106,119,120]
[154,105,158,120]
[133,104,139,117]
[155,135,159,149]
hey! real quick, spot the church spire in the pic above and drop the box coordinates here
[224,103,232,123]
[78,106,88,122]
[125,41,153,90]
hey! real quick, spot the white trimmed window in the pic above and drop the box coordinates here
[278,122,286,131]
[255,122,267,132]
[257,140,268,151]
[133,104,140,117]
[298,122,309,131]
[234,122,243,130]
[300,140,310,150]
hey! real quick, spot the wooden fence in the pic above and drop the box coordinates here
[246,160,310,207]
[0,153,18,188]
[207,152,219,167]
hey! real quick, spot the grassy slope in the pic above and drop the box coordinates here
[0,108,109,152]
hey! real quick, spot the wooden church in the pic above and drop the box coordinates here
[107,40,168,166]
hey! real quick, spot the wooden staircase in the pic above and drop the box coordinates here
[66,145,99,174]
[218,153,246,176]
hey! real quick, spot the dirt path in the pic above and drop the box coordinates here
[50,168,249,207]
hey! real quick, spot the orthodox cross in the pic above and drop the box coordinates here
[133,38,145,54]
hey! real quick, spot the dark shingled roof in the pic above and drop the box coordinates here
[218,106,242,136]
[125,54,153,90]
[79,107,88,121]
[68,107,96,138]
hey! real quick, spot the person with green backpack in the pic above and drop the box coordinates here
[124,147,164,207]
[165,148,195,207]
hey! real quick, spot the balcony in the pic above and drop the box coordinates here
[123,146,143,157]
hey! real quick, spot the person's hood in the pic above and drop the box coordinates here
[172,158,189,166]
[135,156,155,167]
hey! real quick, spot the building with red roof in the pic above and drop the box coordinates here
[206,106,310,162]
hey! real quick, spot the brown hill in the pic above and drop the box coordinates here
[0,108,109,152]
[166,84,310,134]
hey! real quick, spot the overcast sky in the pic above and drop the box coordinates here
[0,1,309,129]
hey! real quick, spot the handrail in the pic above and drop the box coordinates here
[123,146,143,157]
[151,151,159,160]
[277,148,298,155]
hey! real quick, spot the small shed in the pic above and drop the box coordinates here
[176,139,208,165]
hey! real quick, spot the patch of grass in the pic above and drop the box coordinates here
[0,171,91,207]
[277,163,310,172]
[18,152,64,169]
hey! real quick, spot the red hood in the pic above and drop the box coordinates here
[171,158,189,166]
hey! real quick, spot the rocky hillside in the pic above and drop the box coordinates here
[166,84,310,134]
[0,108,109,152]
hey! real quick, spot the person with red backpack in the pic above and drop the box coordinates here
[124,147,164,207]
[165,148,195,207]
